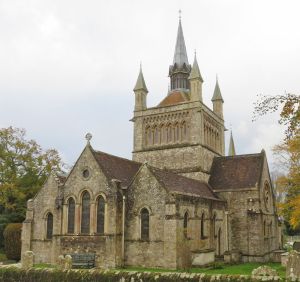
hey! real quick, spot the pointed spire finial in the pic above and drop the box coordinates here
[179,9,182,20]
[212,76,224,102]
[188,52,203,82]
[228,130,236,156]
[133,64,148,93]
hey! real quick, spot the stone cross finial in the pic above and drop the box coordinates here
[85,133,92,144]
[179,9,182,20]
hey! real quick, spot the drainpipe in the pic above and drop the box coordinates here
[122,195,126,267]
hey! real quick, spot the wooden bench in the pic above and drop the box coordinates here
[70,253,96,269]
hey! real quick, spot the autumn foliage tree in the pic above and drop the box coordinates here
[254,93,300,232]
[0,127,64,247]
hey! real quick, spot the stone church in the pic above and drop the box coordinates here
[21,17,282,269]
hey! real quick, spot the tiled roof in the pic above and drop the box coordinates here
[209,153,264,190]
[91,148,220,200]
[92,150,142,187]
[149,166,220,200]
[158,90,190,107]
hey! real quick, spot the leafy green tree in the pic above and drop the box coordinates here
[254,93,300,233]
[0,127,64,247]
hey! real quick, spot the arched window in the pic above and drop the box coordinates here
[141,208,149,240]
[67,198,75,234]
[167,124,172,143]
[201,213,205,239]
[184,212,188,238]
[46,212,53,239]
[263,220,266,237]
[81,191,90,234]
[175,123,180,142]
[154,126,159,145]
[97,196,105,234]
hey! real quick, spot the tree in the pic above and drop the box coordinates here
[0,127,64,246]
[254,93,300,232]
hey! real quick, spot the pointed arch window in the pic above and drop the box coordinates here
[81,191,90,234]
[201,212,205,239]
[97,196,105,234]
[184,212,188,238]
[141,208,149,240]
[46,212,53,239]
[212,213,216,237]
[67,198,75,234]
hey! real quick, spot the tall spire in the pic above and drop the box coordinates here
[173,15,189,67]
[133,65,148,93]
[228,131,236,156]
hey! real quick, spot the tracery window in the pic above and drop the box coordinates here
[81,191,90,234]
[46,212,53,239]
[183,212,188,238]
[67,198,75,234]
[97,196,105,234]
[141,208,149,240]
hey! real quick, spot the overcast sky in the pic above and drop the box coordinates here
[1,0,299,169]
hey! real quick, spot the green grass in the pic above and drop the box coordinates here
[119,262,286,278]
[34,263,57,269]
[0,249,7,262]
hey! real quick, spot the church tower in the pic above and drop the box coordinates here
[132,16,225,182]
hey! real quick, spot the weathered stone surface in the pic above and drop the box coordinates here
[251,265,278,277]
[22,251,34,269]
[64,255,72,270]
[286,250,300,279]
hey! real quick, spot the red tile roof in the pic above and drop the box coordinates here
[209,153,264,190]
[158,90,190,107]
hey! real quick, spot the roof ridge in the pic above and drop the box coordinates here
[215,152,263,159]
[93,149,142,165]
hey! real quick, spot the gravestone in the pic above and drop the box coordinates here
[293,242,300,252]
[286,250,300,279]
[57,255,65,270]
[251,265,278,278]
[22,251,34,269]
[65,255,72,270]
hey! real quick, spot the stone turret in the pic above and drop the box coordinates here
[169,18,191,91]
[228,130,236,156]
[189,53,203,101]
[133,66,148,111]
[211,78,224,118]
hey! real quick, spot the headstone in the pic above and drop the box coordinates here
[281,252,289,266]
[286,250,300,279]
[64,255,72,270]
[22,251,34,269]
[57,255,65,270]
[251,265,278,278]
[293,242,300,252]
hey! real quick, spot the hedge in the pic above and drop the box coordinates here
[0,267,287,282]
[3,223,22,260]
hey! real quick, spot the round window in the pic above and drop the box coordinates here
[82,169,90,179]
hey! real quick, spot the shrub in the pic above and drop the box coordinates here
[3,223,22,261]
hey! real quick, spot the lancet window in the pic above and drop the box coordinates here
[81,191,90,234]
[67,198,75,234]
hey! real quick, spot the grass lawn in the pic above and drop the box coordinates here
[120,262,286,278]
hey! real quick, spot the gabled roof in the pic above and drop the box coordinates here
[209,153,264,190]
[148,166,220,200]
[158,90,190,107]
[92,150,142,187]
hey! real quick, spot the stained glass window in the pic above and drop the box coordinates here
[67,198,75,234]
[97,196,105,234]
[81,191,90,234]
